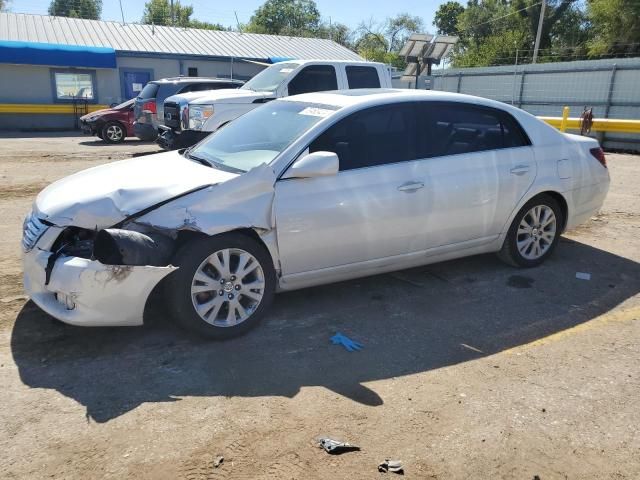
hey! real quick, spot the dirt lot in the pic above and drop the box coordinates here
[0,133,638,479]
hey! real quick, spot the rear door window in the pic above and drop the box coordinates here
[310,103,417,171]
[416,102,531,158]
[346,66,381,89]
[138,82,159,99]
[157,83,181,104]
[287,65,338,96]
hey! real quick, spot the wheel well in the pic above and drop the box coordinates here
[535,191,568,232]
[175,227,273,261]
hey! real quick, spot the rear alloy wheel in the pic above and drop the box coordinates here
[102,121,125,144]
[167,233,275,339]
[498,194,563,267]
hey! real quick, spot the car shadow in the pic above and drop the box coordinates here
[11,238,640,423]
[78,138,158,147]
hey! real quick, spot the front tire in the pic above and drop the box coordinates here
[498,194,563,268]
[102,121,125,143]
[166,232,276,339]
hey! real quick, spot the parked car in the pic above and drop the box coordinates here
[157,60,392,150]
[133,77,244,141]
[23,90,610,339]
[80,99,134,144]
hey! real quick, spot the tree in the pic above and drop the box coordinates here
[141,0,226,30]
[0,0,9,12]
[434,1,464,36]
[448,0,589,66]
[316,22,353,47]
[354,14,424,67]
[48,0,101,19]
[247,0,321,36]
[587,0,640,57]
[142,0,192,27]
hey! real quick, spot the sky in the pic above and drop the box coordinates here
[11,0,443,32]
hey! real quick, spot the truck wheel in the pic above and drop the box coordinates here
[102,121,125,144]
[166,232,276,339]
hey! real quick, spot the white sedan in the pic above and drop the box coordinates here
[23,90,610,338]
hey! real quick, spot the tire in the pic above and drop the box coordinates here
[166,232,276,339]
[101,121,126,144]
[498,194,564,268]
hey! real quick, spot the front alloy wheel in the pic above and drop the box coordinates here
[191,248,266,327]
[102,122,125,143]
[167,232,276,339]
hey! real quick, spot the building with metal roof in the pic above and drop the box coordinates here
[0,12,362,130]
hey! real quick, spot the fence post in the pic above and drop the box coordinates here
[517,71,526,108]
[599,63,618,145]
[560,106,570,132]
[456,72,462,93]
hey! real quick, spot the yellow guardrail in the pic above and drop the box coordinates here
[540,105,640,134]
[0,104,108,114]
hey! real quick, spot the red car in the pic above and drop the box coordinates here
[80,99,135,144]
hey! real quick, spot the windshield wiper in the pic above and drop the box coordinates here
[183,147,212,167]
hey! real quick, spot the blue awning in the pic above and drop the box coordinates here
[269,56,295,64]
[0,40,116,68]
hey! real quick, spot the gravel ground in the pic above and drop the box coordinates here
[0,133,638,479]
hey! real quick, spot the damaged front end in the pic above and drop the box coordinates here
[22,161,279,328]
[23,222,177,327]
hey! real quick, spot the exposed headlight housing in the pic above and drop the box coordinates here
[188,105,214,131]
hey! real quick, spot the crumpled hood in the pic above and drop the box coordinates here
[190,89,273,105]
[35,150,238,228]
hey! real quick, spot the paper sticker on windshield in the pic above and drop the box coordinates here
[280,68,294,73]
[299,107,334,117]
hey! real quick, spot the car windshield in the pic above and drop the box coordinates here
[241,63,298,92]
[188,101,338,172]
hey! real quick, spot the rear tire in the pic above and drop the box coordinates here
[166,232,276,339]
[102,121,125,144]
[498,194,563,268]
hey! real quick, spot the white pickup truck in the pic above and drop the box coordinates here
[158,59,392,149]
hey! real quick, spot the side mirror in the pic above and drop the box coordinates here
[282,151,339,179]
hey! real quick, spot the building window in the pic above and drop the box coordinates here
[51,69,97,102]
[188,67,198,77]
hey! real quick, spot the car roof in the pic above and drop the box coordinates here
[152,77,243,84]
[276,59,386,67]
[282,89,518,112]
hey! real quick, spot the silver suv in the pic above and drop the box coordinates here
[133,77,243,141]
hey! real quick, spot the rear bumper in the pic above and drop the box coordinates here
[565,179,610,230]
[23,236,175,327]
[134,122,157,141]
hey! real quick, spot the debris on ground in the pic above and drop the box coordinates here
[378,459,404,474]
[576,272,591,280]
[317,437,360,454]
[330,332,363,352]
[213,456,224,468]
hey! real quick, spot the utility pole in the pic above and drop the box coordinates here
[170,0,175,26]
[118,0,125,24]
[532,0,547,64]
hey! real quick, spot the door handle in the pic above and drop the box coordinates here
[397,181,425,192]
[510,165,530,176]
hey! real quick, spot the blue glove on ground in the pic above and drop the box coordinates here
[330,332,363,352]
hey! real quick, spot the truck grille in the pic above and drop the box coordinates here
[164,102,181,130]
[22,212,49,252]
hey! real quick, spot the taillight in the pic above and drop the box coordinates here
[589,147,607,168]
[142,101,157,114]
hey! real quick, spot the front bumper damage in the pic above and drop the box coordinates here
[23,227,175,327]
[22,161,279,328]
